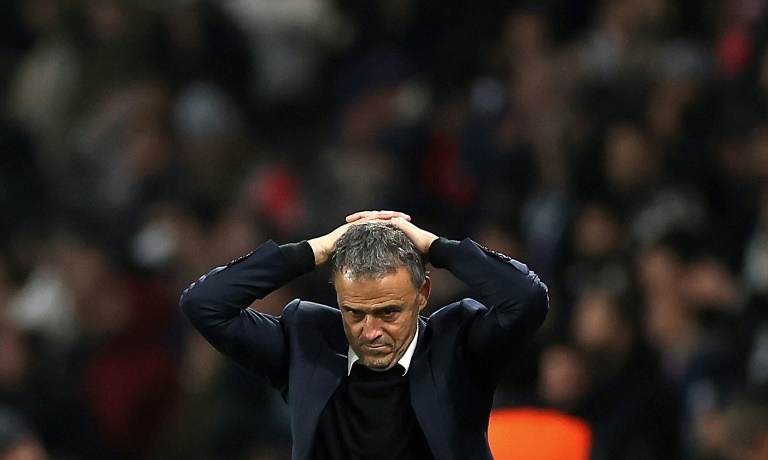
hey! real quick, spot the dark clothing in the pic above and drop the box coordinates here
[180,237,549,459]
[314,363,434,460]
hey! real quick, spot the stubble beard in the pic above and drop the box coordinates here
[357,343,395,371]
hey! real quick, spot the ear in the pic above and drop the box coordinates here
[417,276,431,312]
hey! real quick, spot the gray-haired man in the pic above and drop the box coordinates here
[181,211,549,459]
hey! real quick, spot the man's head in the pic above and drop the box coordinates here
[332,222,430,371]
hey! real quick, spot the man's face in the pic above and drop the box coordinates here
[335,267,430,371]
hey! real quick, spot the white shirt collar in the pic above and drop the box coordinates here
[347,330,418,376]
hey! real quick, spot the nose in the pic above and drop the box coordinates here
[362,315,383,342]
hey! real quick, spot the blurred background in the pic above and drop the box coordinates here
[1,0,768,459]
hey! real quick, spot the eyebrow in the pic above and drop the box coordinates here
[342,304,404,313]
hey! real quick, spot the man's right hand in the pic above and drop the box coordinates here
[307,211,411,266]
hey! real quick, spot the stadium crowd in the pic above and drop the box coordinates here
[1,0,768,459]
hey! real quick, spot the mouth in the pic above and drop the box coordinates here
[362,343,390,352]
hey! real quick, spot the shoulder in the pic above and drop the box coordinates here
[281,300,345,354]
[419,300,487,352]
[281,299,340,327]
[425,299,486,328]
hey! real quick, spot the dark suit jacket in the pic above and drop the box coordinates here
[180,238,549,459]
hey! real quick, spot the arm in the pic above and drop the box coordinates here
[389,218,549,368]
[179,240,315,387]
[429,238,549,362]
[180,211,412,386]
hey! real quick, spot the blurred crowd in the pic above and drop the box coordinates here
[1,0,768,459]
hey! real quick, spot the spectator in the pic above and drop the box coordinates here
[0,0,767,457]
[638,231,744,458]
[719,385,768,460]
[0,405,48,460]
[570,285,680,459]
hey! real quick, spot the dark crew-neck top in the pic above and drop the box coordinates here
[313,363,435,459]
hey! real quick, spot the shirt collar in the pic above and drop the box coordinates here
[347,330,418,376]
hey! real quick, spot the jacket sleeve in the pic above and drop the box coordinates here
[429,238,549,371]
[179,240,315,388]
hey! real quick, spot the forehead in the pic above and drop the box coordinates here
[334,267,416,308]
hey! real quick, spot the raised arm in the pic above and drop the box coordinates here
[389,217,549,370]
[179,239,314,388]
[180,211,412,387]
[433,238,549,359]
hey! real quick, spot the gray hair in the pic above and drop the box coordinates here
[331,221,426,289]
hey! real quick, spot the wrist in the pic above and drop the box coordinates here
[428,237,460,269]
[307,237,329,266]
[423,235,439,254]
[279,241,317,273]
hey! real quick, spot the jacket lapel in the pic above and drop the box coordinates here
[293,318,452,459]
[410,318,452,460]
[292,329,348,459]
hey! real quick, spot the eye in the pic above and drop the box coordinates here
[380,309,397,320]
[345,308,364,320]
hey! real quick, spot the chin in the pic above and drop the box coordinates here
[363,358,394,370]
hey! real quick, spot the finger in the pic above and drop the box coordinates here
[352,214,397,225]
[389,216,411,231]
[381,211,410,221]
[345,210,384,222]
[345,211,372,222]
[345,213,381,224]
[346,211,410,222]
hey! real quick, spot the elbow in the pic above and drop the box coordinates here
[179,266,226,320]
[526,276,550,328]
[179,293,194,320]
[179,283,203,320]
[179,288,217,334]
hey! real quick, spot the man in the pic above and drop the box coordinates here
[181,211,549,459]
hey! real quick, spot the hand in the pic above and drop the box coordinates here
[345,210,410,224]
[388,217,439,254]
[308,211,411,266]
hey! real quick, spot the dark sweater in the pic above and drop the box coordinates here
[313,363,435,459]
